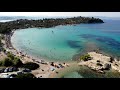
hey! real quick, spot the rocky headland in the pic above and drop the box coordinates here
[0,16,104,34]
[78,52,120,74]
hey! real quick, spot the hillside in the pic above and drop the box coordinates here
[0,16,104,34]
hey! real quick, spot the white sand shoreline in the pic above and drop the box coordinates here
[3,31,71,78]
[2,31,120,78]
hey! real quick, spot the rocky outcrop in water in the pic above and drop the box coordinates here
[0,16,104,34]
[79,52,120,74]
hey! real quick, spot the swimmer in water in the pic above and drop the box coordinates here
[52,31,54,34]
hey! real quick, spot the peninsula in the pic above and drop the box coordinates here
[0,16,104,34]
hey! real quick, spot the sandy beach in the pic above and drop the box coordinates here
[1,32,71,78]
[48,61,78,78]
[0,51,7,61]
[1,31,120,78]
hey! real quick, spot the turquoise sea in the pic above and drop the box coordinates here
[11,19,120,78]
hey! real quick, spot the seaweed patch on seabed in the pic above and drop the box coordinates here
[79,34,120,50]
[72,42,101,61]
[67,40,81,48]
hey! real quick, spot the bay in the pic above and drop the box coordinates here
[11,19,120,78]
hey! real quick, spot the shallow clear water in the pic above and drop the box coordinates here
[62,66,120,78]
[54,64,120,78]
[11,19,120,78]
[11,20,120,62]
[63,72,83,78]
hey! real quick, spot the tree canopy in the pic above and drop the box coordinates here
[0,16,104,34]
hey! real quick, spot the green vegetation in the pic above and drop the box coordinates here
[0,52,23,67]
[0,36,2,47]
[80,54,92,61]
[22,62,39,70]
[13,57,23,67]
[0,34,4,39]
[0,51,38,71]
[2,58,13,67]
[0,16,104,34]
[0,60,3,66]
[7,52,14,60]
[0,34,4,50]
[16,73,36,78]
[0,39,1,47]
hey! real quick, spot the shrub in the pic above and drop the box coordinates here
[7,52,14,60]
[0,57,23,67]
[22,62,39,70]
[0,38,2,47]
[0,40,1,46]
[80,54,92,61]
[0,34,4,39]
[6,51,11,55]
[13,57,23,67]
[2,58,14,67]
[4,52,23,67]
[0,61,2,66]
[16,73,36,78]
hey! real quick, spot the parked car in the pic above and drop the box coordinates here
[17,71,23,75]
[22,68,31,72]
[2,73,10,78]
[9,74,17,78]
[8,67,13,72]
[0,68,5,73]
[4,68,9,73]
[13,67,19,71]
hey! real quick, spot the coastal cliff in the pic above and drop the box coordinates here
[0,16,104,34]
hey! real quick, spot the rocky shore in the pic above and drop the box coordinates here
[3,32,120,77]
[2,31,120,77]
[78,52,120,74]
[2,16,120,77]
[0,16,104,78]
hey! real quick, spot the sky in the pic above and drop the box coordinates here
[0,12,120,17]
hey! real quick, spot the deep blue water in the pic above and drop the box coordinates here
[11,20,120,62]
[11,19,120,78]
